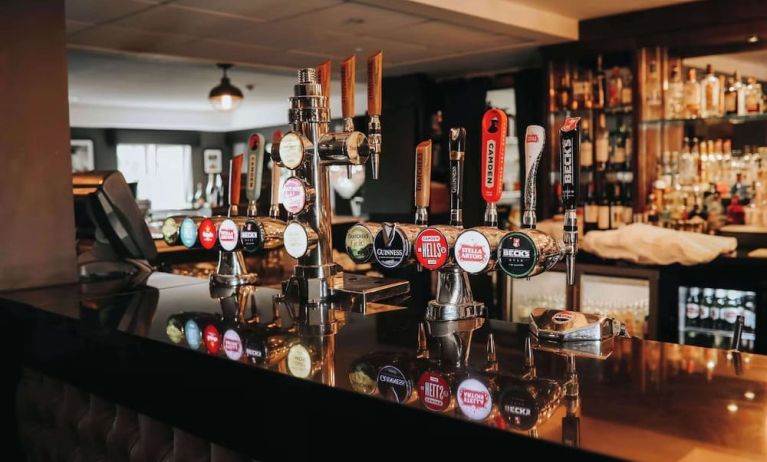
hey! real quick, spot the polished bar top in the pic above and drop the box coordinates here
[2,272,765,461]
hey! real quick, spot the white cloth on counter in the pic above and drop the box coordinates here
[582,223,737,265]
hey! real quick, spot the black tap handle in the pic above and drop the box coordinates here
[559,117,581,212]
[449,127,466,227]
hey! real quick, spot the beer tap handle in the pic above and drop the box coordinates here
[485,332,498,373]
[523,125,545,229]
[246,133,265,217]
[269,130,283,220]
[317,60,331,103]
[416,322,429,359]
[228,154,244,217]
[449,127,466,228]
[367,51,383,180]
[480,108,508,227]
[414,140,432,226]
[560,117,581,286]
[341,55,356,132]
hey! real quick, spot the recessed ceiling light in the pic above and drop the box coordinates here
[747,34,758,43]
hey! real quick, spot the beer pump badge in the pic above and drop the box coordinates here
[415,228,449,270]
[373,223,407,268]
[217,218,239,251]
[279,132,305,170]
[165,318,183,344]
[203,324,221,354]
[184,319,202,349]
[282,177,307,214]
[345,224,374,263]
[417,371,451,412]
[377,365,412,403]
[457,378,493,421]
[223,329,243,361]
[283,222,309,258]
[240,220,264,252]
[498,232,538,278]
[179,217,197,248]
[198,218,217,250]
[287,344,312,378]
[454,230,491,273]
[161,217,179,244]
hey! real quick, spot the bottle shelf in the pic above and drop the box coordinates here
[682,325,755,340]
[642,112,767,125]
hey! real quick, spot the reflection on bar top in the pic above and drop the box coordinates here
[2,272,765,462]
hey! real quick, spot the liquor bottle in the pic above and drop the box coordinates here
[557,65,572,111]
[584,70,595,109]
[580,118,594,169]
[714,289,727,331]
[667,66,684,119]
[646,193,660,225]
[700,64,720,118]
[622,181,633,225]
[572,68,587,110]
[613,121,627,170]
[743,293,756,334]
[703,288,717,330]
[646,60,662,118]
[745,77,763,113]
[595,113,609,170]
[725,72,745,115]
[610,182,624,229]
[597,176,610,230]
[593,55,606,109]
[731,173,749,201]
[685,287,701,328]
[726,194,745,225]
[683,68,701,118]
[584,179,598,233]
[621,69,633,107]
[698,287,710,329]
[608,67,623,108]
[722,290,742,332]
[691,137,701,178]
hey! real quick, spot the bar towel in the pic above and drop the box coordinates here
[582,223,737,265]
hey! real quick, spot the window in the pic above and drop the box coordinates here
[117,144,193,211]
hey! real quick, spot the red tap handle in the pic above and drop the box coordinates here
[480,108,508,204]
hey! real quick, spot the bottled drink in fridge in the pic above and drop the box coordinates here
[685,287,701,328]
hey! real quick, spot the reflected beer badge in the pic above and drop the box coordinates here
[417,371,450,412]
[457,378,492,421]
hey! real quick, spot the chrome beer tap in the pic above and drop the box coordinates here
[271,55,408,310]
[497,118,581,285]
[367,52,382,180]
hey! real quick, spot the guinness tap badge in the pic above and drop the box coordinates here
[373,223,407,268]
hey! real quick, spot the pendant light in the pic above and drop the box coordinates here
[209,63,243,111]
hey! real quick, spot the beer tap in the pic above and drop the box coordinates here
[481,109,508,227]
[414,140,431,226]
[270,56,408,310]
[341,55,356,179]
[269,130,283,220]
[497,119,581,283]
[367,51,383,180]
[246,133,265,217]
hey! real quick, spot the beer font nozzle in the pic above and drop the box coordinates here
[414,140,432,226]
[246,133,265,217]
[449,128,466,228]
[341,55,356,133]
[269,130,283,220]
[367,51,383,180]
[480,108,508,227]
[560,117,581,286]
[523,125,545,229]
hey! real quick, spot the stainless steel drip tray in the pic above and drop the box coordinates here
[330,273,410,314]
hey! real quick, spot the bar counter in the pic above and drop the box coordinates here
[2,273,765,461]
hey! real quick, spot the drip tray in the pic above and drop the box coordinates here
[331,273,410,314]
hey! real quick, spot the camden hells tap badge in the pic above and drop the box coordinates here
[457,378,492,421]
[414,228,449,270]
[498,232,538,278]
[373,223,407,268]
[417,371,451,412]
[454,230,491,274]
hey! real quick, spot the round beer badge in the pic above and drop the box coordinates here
[179,217,198,248]
[279,132,305,169]
[373,224,408,268]
[240,220,265,253]
[454,230,491,273]
[283,222,309,258]
[282,177,307,214]
[500,385,538,430]
[457,378,493,421]
[203,324,221,354]
[415,228,449,270]
[345,224,374,263]
[287,343,312,378]
[417,371,451,412]
[217,218,239,251]
[184,319,202,350]
[198,218,217,250]
[161,217,179,245]
[244,336,265,364]
[377,365,412,403]
[497,232,539,278]
[223,329,243,361]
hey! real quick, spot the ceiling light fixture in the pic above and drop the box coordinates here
[209,63,243,111]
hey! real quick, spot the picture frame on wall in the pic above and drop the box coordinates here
[203,148,223,174]
[71,139,95,172]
